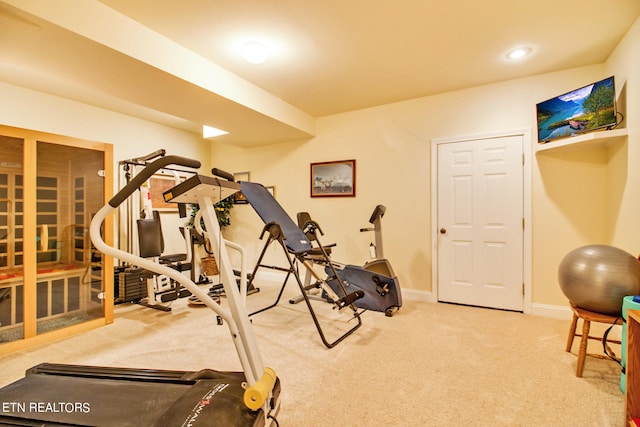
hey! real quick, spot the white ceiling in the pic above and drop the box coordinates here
[1,0,639,147]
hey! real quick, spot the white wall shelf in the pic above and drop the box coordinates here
[535,128,628,153]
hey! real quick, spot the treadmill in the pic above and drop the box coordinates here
[0,156,280,427]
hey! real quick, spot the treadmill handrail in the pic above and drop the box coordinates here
[90,156,271,393]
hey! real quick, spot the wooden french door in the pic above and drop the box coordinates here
[0,126,113,351]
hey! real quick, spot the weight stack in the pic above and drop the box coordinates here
[117,268,148,303]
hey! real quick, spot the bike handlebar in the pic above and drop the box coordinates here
[109,155,201,207]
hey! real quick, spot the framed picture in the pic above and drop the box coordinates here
[233,171,250,204]
[149,174,184,211]
[233,171,251,182]
[310,159,356,197]
[266,186,276,199]
[234,192,248,204]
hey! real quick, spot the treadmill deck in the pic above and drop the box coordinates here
[0,363,278,427]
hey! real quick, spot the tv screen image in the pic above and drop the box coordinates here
[536,76,617,143]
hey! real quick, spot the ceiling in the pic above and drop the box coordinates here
[1,0,639,147]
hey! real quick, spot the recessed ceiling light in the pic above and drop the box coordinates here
[506,47,532,60]
[202,125,228,139]
[241,41,270,64]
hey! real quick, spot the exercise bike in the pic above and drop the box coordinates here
[360,205,398,283]
[0,155,281,426]
[323,205,402,317]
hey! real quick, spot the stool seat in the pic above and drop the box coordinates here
[565,302,622,377]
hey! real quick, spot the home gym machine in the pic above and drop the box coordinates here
[115,150,194,311]
[0,156,281,427]
[187,204,254,306]
[324,204,402,317]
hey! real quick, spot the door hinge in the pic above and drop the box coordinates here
[522,283,525,295]
[522,218,525,229]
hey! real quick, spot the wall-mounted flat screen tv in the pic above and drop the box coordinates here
[536,76,617,143]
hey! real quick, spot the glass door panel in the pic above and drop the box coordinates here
[0,135,25,343]
[35,141,105,335]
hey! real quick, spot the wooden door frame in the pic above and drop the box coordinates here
[0,124,114,355]
[431,128,532,314]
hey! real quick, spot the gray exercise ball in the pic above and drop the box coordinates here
[558,244,640,316]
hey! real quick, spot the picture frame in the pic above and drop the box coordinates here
[234,192,248,204]
[233,171,251,204]
[310,159,356,197]
[233,171,251,182]
[149,174,184,211]
[266,185,276,199]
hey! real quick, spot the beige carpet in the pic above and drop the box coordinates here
[0,282,627,426]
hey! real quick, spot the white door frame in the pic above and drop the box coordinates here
[431,128,532,314]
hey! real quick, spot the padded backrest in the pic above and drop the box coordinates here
[239,181,312,254]
[137,210,164,258]
[296,211,317,242]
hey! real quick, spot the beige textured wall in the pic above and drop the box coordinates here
[0,81,210,255]
[214,17,640,311]
[605,18,640,252]
[0,16,637,312]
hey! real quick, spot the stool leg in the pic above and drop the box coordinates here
[576,319,590,377]
[566,313,578,352]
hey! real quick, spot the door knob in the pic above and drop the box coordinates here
[440,227,447,235]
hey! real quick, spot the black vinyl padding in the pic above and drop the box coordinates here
[239,181,312,254]
[137,216,163,258]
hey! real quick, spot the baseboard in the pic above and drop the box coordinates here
[400,288,436,303]
[254,271,438,302]
[401,292,573,319]
[530,302,572,320]
[253,270,572,320]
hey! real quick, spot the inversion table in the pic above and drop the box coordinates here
[239,181,365,349]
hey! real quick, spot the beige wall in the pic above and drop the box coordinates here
[605,17,640,251]
[213,66,604,307]
[0,82,210,167]
[215,17,640,313]
[1,15,638,314]
[0,81,210,254]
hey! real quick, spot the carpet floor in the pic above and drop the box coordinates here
[0,281,627,426]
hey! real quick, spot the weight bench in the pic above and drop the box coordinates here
[135,210,192,311]
[239,181,364,349]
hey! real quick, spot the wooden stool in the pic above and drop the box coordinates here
[565,302,623,377]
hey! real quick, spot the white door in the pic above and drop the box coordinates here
[436,134,524,311]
